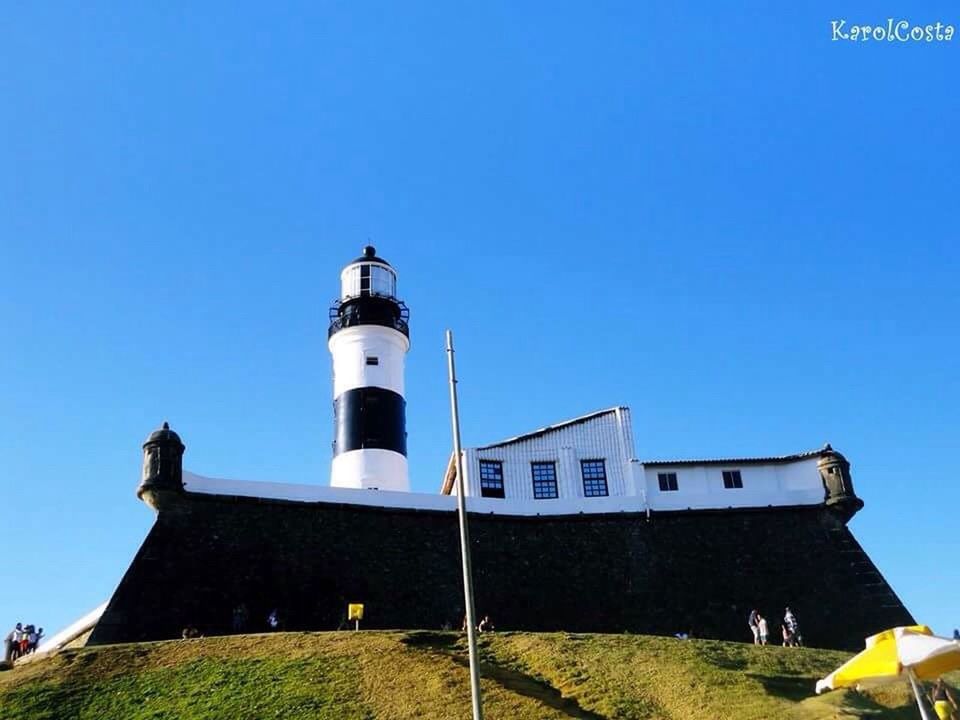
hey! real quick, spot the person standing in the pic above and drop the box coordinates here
[784,607,801,647]
[930,678,958,720]
[3,627,15,664]
[232,603,249,633]
[477,615,495,633]
[10,624,23,661]
[20,625,33,656]
[757,614,769,646]
[748,609,760,645]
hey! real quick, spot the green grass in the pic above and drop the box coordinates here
[0,631,953,720]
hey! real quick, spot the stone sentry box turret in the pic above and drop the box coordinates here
[137,421,185,511]
[818,444,864,521]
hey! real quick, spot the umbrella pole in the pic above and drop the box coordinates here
[907,669,935,720]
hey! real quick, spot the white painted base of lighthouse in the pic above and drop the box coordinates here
[331,449,409,492]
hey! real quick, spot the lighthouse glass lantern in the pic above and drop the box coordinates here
[341,261,397,300]
[328,246,410,491]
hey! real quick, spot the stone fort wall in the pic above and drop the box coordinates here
[89,492,912,650]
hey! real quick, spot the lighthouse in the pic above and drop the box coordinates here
[328,246,410,491]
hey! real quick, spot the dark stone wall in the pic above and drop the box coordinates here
[89,493,912,650]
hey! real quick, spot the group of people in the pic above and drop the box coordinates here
[458,614,495,633]
[181,625,202,639]
[747,607,802,647]
[4,623,44,663]
[229,603,284,633]
[182,605,285,640]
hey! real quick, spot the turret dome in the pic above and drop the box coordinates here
[143,421,184,450]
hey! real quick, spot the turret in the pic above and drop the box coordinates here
[817,444,863,521]
[138,421,186,510]
[328,246,410,491]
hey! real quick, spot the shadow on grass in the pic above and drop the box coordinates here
[793,689,919,720]
[402,632,607,720]
[746,672,815,702]
[400,631,458,649]
[696,643,750,671]
[749,670,920,720]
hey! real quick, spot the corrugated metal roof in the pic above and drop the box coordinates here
[640,448,826,467]
[477,406,627,450]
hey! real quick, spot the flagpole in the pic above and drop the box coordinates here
[445,329,484,720]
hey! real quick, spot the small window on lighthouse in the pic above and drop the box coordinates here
[366,356,380,366]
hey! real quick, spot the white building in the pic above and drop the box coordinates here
[440,406,854,516]
[316,248,858,519]
[151,249,859,521]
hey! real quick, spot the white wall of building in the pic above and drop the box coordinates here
[642,458,825,511]
[188,455,827,517]
[449,407,830,513]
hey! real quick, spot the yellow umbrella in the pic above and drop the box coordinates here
[816,625,960,719]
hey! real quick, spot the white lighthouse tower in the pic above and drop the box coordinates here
[328,246,410,491]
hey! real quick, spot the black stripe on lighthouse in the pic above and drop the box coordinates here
[333,387,407,456]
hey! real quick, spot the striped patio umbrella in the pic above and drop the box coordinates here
[816,625,960,719]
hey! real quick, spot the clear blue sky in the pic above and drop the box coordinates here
[2,1,957,641]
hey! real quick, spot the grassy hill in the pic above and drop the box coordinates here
[0,631,947,720]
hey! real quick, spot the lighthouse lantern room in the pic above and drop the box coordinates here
[328,246,410,491]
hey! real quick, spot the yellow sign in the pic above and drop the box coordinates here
[348,603,364,621]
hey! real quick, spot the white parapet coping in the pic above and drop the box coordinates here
[183,471,649,516]
[183,470,824,516]
[34,601,108,656]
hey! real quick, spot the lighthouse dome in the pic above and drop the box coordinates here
[349,245,392,266]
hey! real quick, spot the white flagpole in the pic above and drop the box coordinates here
[445,329,484,720]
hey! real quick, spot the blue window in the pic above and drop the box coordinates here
[531,462,558,499]
[479,460,505,499]
[580,460,609,497]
